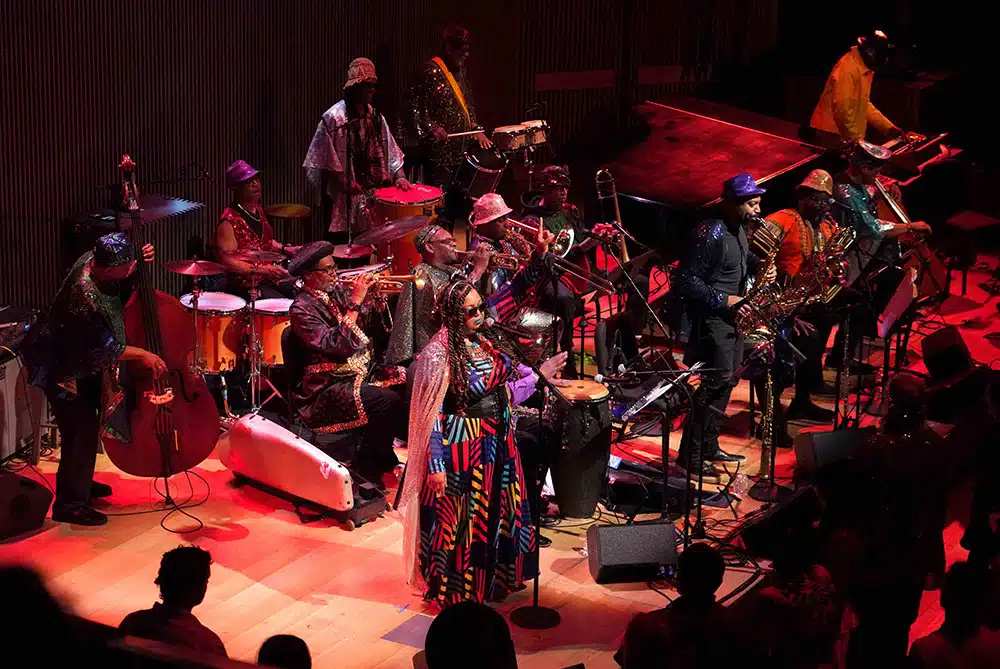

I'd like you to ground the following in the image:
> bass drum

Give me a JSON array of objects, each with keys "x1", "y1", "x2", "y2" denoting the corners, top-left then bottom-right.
[{"x1": 451, "y1": 146, "x2": 507, "y2": 200}]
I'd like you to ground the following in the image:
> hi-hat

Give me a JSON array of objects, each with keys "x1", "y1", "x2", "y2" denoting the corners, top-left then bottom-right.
[
  {"x1": 232, "y1": 249, "x2": 285, "y2": 264},
  {"x1": 333, "y1": 244, "x2": 374, "y2": 259},
  {"x1": 263, "y1": 203, "x2": 311, "y2": 219},
  {"x1": 163, "y1": 259, "x2": 226, "y2": 276},
  {"x1": 352, "y1": 215, "x2": 429, "y2": 247}
]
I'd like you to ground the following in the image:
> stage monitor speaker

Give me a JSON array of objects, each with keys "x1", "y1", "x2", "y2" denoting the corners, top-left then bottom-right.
[
  {"x1": 794, "y1": 427, "x2": 876, "y2": 480},
  {"x1": 920, "y1": 325, "x2": 990, "y2": 421},
  {"x1": 586, "y1": 520, "x2": 677, "y2": 584},
  {"x1": 739, "y1": 486, "x2": 822, "y2": 560},
  {"x1": 0, "y1": 472, "x2": 53, "y2": 540},
  {"x1": 922, "y1": 326, "x2": 973, "y2": 381}
]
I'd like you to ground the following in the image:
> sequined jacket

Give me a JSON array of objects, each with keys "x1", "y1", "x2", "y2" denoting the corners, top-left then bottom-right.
[
  {"x1": 676, "y1": 219, "x2": 760, "y2": 317},
  {"x1": 406, "y1": 57, "x2": 478, "y2": 167},
  {"x1": 290, "y1": 286, "x2": 404, "y2": 433},
  {"x1": 384, "y1": 262, "x2": 457, "y2": 367}
]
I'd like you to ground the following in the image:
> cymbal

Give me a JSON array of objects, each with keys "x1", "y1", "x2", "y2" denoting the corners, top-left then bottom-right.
[
  {"x1": 231, "y1": 249, "x2": 285, "y2": 264},
  {"x1": 162, "y1": 259, "x2": 226, "y2": 276},
  {"x1": 263, "y1": 203, "x2": 312, "y2": 219},
  {"x1": 352, "y1": 215, "x2": 429, "y2": 247},
  {"x1": 333, "y1": 244, "x2": 374, "y2": 259}
]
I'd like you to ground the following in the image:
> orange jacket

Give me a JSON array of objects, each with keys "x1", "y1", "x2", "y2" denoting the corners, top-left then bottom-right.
[
  {"x1": 767, "y1": 208, "x2": 835, "y2": 278},
  {"x1": 809, "y1": 47, "x2": 896, "y2": 141}
]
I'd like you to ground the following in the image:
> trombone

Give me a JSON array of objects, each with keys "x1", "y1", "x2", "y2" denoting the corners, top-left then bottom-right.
[{"x1": 595, "y1": 168, "x2": 631, "y2": 263}]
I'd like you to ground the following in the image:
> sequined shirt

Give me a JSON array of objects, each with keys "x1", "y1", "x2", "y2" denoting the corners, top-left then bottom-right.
[
  {"x1": 676, "y1": 218, "x2": 759, "y2": 315},
  {"x1": 406, "y1": 57, "x2": 479, "y2": 168},
  {"x1": 218, "y1": 205, "x2": 274, "y2": 287}
]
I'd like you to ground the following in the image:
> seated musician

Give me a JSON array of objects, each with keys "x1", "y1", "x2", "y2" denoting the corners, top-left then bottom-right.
[
  {"x1": 303, "y1": 57, "x2": 409, "y2": 244},
  {"x1": 384, "y1": 224, "x2": 489, "y2": 366},
  {"x1": 287, "y1": 242, "x2": 407, "y2": 487},
  {"x1": 827, "y1": 140, "x2": 931, "y2": 370},
  {"x1": 763, "y1": 170, "x2": 839, "y2": 426},
  {"x1": 21, "y1": 233, "x2": 165, "y2": 526},
  {"x1": 468, "y1": 193, "x2": 533, "y2": 295},
  {"x1": 215, "y1": 160, "x2": 299, "y2": 300},
  {"x1": 808, "y1": 30, "x2": 915, "y2": 146},
  {"x1": 675, "y1": 174, "x2": 776, "y2": 482}
]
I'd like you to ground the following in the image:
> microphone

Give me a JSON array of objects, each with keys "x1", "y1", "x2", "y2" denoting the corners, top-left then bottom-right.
[
  {"x1": 485, "y1": 317, "x2": 543, "y2": 345},
  {"x1": 594, "y1": 364, "x2": 631, "y2": 384}
]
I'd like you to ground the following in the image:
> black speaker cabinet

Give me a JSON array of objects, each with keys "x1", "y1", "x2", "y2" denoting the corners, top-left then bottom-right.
[
  {"x1": 739, "y1": 486, "x2": 822, "y2": 560},
  {"x1": 0, "y1": 472, "x2": 53, "y2": 540},
  {"x1": 586, "y1": 521, "x2": 678, "y2": 584},
  {"x1": 794, "y1": 427, "x2": 876, "y2": 480}
]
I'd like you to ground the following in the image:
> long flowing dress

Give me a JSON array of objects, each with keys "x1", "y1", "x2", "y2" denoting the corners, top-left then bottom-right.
[{"x1": 400, "y1": 331, "x2": 539, "y2": 607}]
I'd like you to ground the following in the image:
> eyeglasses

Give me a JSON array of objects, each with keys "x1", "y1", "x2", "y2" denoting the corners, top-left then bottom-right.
[{"x1": 464, "y1": 303, "x2": 485, "y2": 318}]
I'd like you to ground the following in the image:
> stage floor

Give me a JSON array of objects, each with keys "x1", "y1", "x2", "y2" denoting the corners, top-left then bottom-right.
[{"x1": 2, "y1": 259, "x2": 999, "y2": 668}]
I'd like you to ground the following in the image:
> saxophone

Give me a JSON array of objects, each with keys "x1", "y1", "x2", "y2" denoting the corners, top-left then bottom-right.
[
  {"x1": 789, "y1": 222, "x2": 857, "y2": 306},
  {"x1": 733, "y1": 217, "x2": 786, "y2": 344}
]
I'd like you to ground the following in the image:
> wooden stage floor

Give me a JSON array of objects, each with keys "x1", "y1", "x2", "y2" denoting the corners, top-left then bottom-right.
[{"x1": 3, "y1": 260, "x2": 999, "y2": 668}]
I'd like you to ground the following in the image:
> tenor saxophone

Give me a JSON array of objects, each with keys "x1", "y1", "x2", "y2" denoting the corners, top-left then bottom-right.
[{"x1": 733, "y1": 217, "x2": 786, "y2": 343}]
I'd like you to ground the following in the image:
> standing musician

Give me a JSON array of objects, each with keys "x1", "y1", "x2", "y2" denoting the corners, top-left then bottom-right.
[
  {"x1": 215, "y1": 160, "x2": 299, "y2": 299},
  {"x1": 384, "y1": 224, "x2": 489, "y2": 367},
  {"x1": 676, "y1": 174, "x2": 776, "y2": 482},
  {"x1": 406, "y1": 25, "x2": 492, "y2": 186},
  {"x1": 287, "y1": 242, "x2": 407, "y2": 487},
  {"x1": 21, "y1": 233, "x2": 165, "y2": 526},
  {"x1": 304, "y1": 58, "x2": 409, "y2": 243},
  {"x1": 808, "y1": 30, "x2": 914, "y2": 146},
  {"x1": 826, "y1": 141, "x2": 931, "y2": 370},
  {"x1": 764, "y1": 169, "x2": 839, "y2": 424}
]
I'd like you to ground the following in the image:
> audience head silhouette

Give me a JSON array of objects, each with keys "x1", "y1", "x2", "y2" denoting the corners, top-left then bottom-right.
[
  {"x1": 155, "y1": 545, "x2": 212, "y2": 610},
  {"x1": 676, "y1": 543, "x2": 725, "y2": 602},
  {"x1": 425, "y1": 601, "x2": 517, "y2": 669},
  {"x1": 258, "y1": 634, "x2": 312, "y2": 669},
  {"x1": 941, "y1": 561, "x2": 986, "y2": 628}
]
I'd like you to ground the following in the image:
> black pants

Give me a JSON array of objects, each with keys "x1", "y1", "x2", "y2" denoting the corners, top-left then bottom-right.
[
  {"x1": 594, "y1": 274, "x2": 651, "y2": 375},
  {"x1": 538, "y1": 278, "x2": 579, "y2": 356},
  {"x1": 515, "y1": 414, "x2": 558, "y2": 521},
  {"x1": 354, "y1": 384, "x2": 407, "y2": 480},
  {"x1": 45, "y1": 374, "x2": 103, "y2": 512},
  {"x1": 792, "y1": 307, "x2": 834, "y2": 402},
  {"x1": 679, "y1": 317, "x2": 743, "y2": 467}
]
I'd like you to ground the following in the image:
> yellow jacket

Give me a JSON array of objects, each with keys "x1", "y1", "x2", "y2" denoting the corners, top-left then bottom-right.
[{"x1": 810, "y1": 47, "x2": 896, "y2": 141}]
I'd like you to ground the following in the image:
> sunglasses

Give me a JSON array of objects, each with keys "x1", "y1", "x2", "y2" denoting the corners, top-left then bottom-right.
[{"x1": 465, "y1": 303, "x2": 485, "y2": 318}]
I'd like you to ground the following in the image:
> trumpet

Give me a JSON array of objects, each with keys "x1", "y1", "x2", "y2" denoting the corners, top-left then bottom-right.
[
  {"x1": 334, "y1": 272, "x2": 425, "y2": 293},
  {"x1": 456, "y1": 249, "x2": 526, "y2": 271},
  {"x1": 595, "y1": 168, "x2": 630, "y2": 263},
  {"x1": 505, "y1": 218, "x2": 575, "y2": 258}
]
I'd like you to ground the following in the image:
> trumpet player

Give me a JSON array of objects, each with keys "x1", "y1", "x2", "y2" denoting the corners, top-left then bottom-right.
[
  {"x1": 288, "y1": 241, "x2": 408, "y2": 487},
  {"x1": 676, "y1": 173, "x2": 776, "y2": 481},
  {"x1": 468, "y1": 193, "x2": 532, "y2": 295}
]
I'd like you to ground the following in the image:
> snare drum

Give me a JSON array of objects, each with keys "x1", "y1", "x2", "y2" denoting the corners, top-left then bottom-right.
[
  {"x1": 373, "y1": 184, "x2": 443, "y2": 274},
  {"x1": 549, "y1": 379, "x2": 612, "y2": 518},
  {"x1": 179, "y1": 292, "x2": 246, "y2": 373},
  {"x1": 451, "y1": 146, "x2": 507, "y2": 200},
  {"x1": 520, "y1": 120, "x2": 549, "y2": 146},
  {"x1": 492, "y1": 125, "x2": 528, "y2": 152},
  {"x1": 252, "y1": 298, "x2": 293, "y2": 367}
]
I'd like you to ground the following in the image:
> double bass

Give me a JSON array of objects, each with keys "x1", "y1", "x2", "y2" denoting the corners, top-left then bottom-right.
[{"x1": 101, "y1": 155, "x2": 220, "y2": 478}]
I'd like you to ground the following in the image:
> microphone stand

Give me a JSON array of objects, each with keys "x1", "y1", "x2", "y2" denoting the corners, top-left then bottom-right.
[{"x1": 504, "y1": 334, "x2": 568, "y2": 631}]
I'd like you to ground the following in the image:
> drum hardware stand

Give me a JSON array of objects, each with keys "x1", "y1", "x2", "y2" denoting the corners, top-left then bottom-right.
[
  {"x1": 188, "y1": 280, "x2": 207, "y2": 376},
  {"x1": 245, "y1": 270, "x2": 283, "y2": 412},
  {"x1": 505, "y1": 336, "x2": 568, "y2": 631}
]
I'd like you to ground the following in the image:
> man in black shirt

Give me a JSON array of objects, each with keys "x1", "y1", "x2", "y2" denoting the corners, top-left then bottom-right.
[{"x1": 676, "y1": 174, "x2": 774, "y2": 481}]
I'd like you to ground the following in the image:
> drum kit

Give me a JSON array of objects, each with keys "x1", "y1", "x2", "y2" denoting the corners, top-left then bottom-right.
[{"x1": 164, "y1": 248, "x2": 292, "y2": 411}]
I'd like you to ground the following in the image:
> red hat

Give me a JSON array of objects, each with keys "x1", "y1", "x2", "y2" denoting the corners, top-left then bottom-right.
[{"x1": 469, "y1": 193, "x2": 512, "y2": 227}]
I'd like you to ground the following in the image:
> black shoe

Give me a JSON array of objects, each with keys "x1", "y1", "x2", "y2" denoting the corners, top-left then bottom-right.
[
  {"x1": 786, "y1": 399, "x2": 835, "y2": 422},
  {"x1": 686, "y1": 462, "x2": 722, "y2": 482},
  {"x1": 709, "y1": 449, "x2": 746, "y2": 463},
  {"x1": 537, "y1": 533, "x2": 552, "y2": 548},
  {"x1": 90, "y1": 481, "x2": 113, "y2": 500},
  {"x1": 52, "y1": 506, "x2": 108, "y2": 526}
]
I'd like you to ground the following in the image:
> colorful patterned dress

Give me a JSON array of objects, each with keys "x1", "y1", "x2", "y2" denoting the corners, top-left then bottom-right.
[{"x1": 419, "y1": 341, "x2": 537, "y2": 606}]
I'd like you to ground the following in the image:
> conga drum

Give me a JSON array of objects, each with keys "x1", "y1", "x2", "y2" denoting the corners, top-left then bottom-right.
[
  {"x1": 549, "y1": 379, "x2": 613, "y2": 518},
  {"x1": 373, "y1": 184, "x2": 443, "y2": 275}
]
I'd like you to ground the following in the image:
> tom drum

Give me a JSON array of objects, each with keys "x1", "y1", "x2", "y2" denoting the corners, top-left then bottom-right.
[{"x1": 179, "y1": 292, "x2": 246, "y2": 373}]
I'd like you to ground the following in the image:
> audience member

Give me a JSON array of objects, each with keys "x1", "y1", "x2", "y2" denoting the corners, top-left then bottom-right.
[
  {"x1": 119, "y1": 545, "x2": 227, "y2": 657},
  {"x1": 258, "y1": 634, "x2": 312, "y2": 669},
  {"x1": 844, "y1": 373, "x2": 946, "y2": 668},
  {"x1": 962, "y1": 370, "x2": 1000, "y2": 566},
  {"x1": 908, "y1": 561, "x2": 1000, "y2": 668},
  {"x1": 751, "y1": 524, "x2": 843, "y2": 668},
  {"x1": 424, "y1": 600, "x2": 518, "y2": 669},
  {"x1": 619, "y1": 543, "x2": 734, "y2": 668}
]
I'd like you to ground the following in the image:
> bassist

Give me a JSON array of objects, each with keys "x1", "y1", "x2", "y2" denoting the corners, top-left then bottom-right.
[{"x1": 22, "y1": 233, "x2": 164, "y2": 526}]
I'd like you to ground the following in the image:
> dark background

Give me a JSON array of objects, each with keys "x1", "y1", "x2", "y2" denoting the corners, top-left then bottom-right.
[{"x1": 0, "y1": 0, "x2": 988, "y2": 308}]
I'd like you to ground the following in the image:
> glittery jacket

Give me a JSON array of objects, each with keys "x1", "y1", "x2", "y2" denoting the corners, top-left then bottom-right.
[
  {"x1": 406, "y1": 58, "x2": 478, "y2": 167},
  {"x1": 21, "y1": 252, "x2": 130, "y2": 439},
  {"x1": 217, "y1": 205, "x2": 274, "y2": 288},
  {"x1": 303, "y1": 101, "x2": 405, "y2": 233},
  {"x1": 676, "y1": 219, "x2": 760, "y2": 317},
  {"x1": 290, "y1": 286, "x2": 404, "y2": 433}
]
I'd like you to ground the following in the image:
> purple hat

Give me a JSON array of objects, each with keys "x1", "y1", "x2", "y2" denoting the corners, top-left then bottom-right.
[
  {"x1": 226, "y1": 160, "x2": 260, "y2": 190},
  {"x1": 722, "y1": 173, "x2": 766, "y2": 201}
]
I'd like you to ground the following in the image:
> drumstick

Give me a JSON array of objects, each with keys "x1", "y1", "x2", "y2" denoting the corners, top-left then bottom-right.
[{"x1": 445, "y1": 128, "x2": 485, "y2": 139}]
